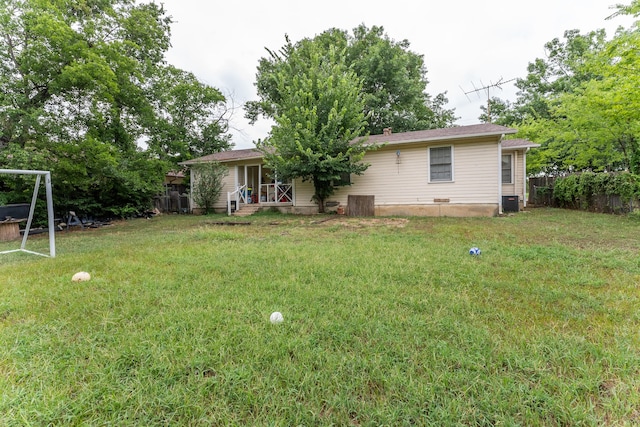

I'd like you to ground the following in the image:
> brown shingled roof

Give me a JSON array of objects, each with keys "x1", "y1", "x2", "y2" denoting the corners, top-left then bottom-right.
[
  {"x1": 180, "y1": 148, "x2": 263, "y2": 165},
  {"x1": 362, "y1": 123, "x2": 517, "y2": 145},
  {"x1": 501, "y1": 139, "x2": 540, "y2": 150},
  {"x1": 181, "y1": 124, "x2": 524, "y2": 165}
]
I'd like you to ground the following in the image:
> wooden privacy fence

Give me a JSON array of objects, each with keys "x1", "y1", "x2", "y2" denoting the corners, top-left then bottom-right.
[
  {"x1": 153, "y1": 191, "x2": 190, "y2": 213},
  {"x1": 528, "y1": 175, "x2": 637, "y2": 213},
  {"x1": 528, "y1": 176, "x2": 556, "y2": 207}
]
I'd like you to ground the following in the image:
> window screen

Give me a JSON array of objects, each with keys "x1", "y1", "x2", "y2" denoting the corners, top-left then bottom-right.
[
  {"x1": 502, "y1": 154, "x2": 512, "y2": 184},
  {"x1": 430, "y1": 146, "x2": 452, "y2": 182}
]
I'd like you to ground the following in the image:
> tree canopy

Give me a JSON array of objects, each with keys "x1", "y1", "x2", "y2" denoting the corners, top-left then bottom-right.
[
  {"x1": 346, "y1": 25, "x2": 456, "y2": 134},
  {"x1": 146, "y1": 65, "x2": 233, "y2": 164},
  {"x1": 0, "y1": 0, "x2": 231, "y2": 218},
  {"x1": 246, "y1": 24, "x2": 456, "y2": 136},
  {"x1": 254, "y1": 38, "x2": 374, "y2": 212},
  {"x1": 483, "y1": 1, "x2": 640, "y2": 174}
]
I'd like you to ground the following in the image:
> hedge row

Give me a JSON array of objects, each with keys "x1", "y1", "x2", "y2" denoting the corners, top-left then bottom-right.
[{"x1": 552, "y1": 172, "x2": 640, "y2": 213}]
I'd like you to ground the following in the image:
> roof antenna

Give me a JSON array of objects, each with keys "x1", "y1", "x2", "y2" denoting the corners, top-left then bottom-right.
[{"x1": 460, "y1": 77, "x2": 516, "y2": 123}]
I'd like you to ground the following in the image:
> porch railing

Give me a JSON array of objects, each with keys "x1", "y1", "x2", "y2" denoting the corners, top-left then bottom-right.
[
  {"x1": 227, "y1": 183, "x2": 292, "y2": 215},
  {"x1": 261, "y1": 183, "x2": 292, "y2": 203},
  {"x1": 227, "y1": 184, "x2": 247, "y2": 216}
]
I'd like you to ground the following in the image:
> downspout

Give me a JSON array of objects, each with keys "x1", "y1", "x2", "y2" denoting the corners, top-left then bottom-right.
[
  {"x1": 513, "y1": 151, "x2": 518, "y2": 209},
  {"x1": 498, "y1": 135, "x2": 504, "y2": 215},
  {"x1": 189, "y1": 168, "x2": 194, "y2": 213},
  {"x1": 523, "y1": 148, "x2": 529, "y2": 208}
]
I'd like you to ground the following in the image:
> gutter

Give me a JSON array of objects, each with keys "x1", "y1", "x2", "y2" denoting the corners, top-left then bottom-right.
[
  {"x1": 179, "y1": 155, "x2": 264, "y2": 166},
  {"x1": 363, "y1": 129, "x2": 519, "y2": 147}
]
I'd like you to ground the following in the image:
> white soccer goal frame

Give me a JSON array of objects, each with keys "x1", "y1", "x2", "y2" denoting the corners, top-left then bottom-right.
[{"x1": 0, "y1": 169, "x2": 56, "y2": 258}]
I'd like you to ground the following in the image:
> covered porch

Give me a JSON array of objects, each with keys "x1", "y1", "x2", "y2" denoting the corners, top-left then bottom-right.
[{"x1": 227, "y1": 164, "x2": 293, "y2": 215}]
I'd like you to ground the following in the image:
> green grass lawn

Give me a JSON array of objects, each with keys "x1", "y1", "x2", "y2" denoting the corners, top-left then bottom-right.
[{"x1": 1, "y1": 209, "x2": 639, "y2": 426}]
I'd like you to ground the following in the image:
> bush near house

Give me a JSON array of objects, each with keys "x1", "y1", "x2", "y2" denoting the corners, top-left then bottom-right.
[
  {"x1": 191, "y1": 162, "x2": 228, "y2": 214},
  {"x1": 530, "y1": 172, "x2": 640, "y2": 213}
]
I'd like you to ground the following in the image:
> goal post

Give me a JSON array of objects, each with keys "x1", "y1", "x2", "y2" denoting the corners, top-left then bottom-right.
[{"x1": 0, "y1": 169, "x2": 56, "y2": 258}]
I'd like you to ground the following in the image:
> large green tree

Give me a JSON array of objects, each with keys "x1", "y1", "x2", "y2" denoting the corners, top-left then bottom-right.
[
  {"x1": 513, "y1": 29, "x2": 608, "y2": 122},
  {"x1": 146, "y1": 65, "x2": 233, "y2": 164},
  {"x1": 0, "y1": 0, "x2": 171, "y2": 149},
  {"x1": 483, "y1": 1, "x2": 640, "y2": 174},
  {"x1": 255, "y1": 40, "x2": 375, "y2": 213},
  {"x1": 480, "y1": 28, "x2": 608, "y2": 128},
  {"x1": 246, "y1": 25, "x2": 456, "y2": 136},
  {"x1": 346, "y1": 25, "x2": 456, "y2": 133},
  {"x1": 522, "y1": 10, "x2": 640, "y2": 174},
  {"x1": 0, "y1": 0, "x2": 231, "y2": 217},
  {"x1": 478, "y1": 97, "x2": 520, "y2": 126}
]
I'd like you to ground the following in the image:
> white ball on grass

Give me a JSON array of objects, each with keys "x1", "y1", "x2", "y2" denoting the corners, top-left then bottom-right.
[
  {"x1": 71, "y1": 271, "x2": 91, "y2": 282},
  {"x1": 270, "y1": 311, "x2": 284, "y2": 324},
  {"x1": 469, "y1": 247, "x2": 481, "y2": 256}
]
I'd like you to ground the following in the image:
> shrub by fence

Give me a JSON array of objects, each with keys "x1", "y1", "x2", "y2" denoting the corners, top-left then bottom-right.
[{"x1": 529, "y1": 172, "x2": 640, "y2": 214}]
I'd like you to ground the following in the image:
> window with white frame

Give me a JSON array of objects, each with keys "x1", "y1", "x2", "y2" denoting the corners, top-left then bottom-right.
[
  {"x1": 429, "y1": 146, "x2": 453, "y2": 182},
  {"x1": 502, "y1": 153, "x2": 513, "y2": 184}
]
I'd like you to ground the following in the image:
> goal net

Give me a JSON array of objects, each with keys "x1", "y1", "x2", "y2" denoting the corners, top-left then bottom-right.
[{"x1": 0, "y1": 169, "x2": 56, "y2": 258}]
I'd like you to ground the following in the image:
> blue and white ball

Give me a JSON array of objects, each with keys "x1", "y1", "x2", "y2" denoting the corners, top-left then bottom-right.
[{"x1": 469, "y1": 247, "x2": 481, "y2": 256}]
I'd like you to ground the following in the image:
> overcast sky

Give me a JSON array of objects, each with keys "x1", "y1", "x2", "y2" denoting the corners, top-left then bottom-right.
[{"x1": 157, "y1": 1, "x2": 633, "y2": 149}]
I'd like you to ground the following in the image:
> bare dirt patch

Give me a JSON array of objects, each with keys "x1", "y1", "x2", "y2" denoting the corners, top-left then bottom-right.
[{"x1": 317, "y1": 217, "x2": 408, "y2": 228}]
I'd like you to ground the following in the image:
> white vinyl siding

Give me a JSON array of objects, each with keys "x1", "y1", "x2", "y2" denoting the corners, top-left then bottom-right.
[
  {"x1": 291, "y1": 179, "x2": 316, "y2": 207},
  {"x1": 330, "y1": 139, "x2": 500, "y2": 206},
  {"x1": 501, "y1": 149, "x2": 527, "y2": 203},
  {"x1": 429, "y1": 146, "x2": 453, "y2": 182},
  {"x1": 206, "y1": 136, "x2": 510, "y2": 213},
  {"x1": 208, "y1": 166, "x2": 236, "y2": 210}
]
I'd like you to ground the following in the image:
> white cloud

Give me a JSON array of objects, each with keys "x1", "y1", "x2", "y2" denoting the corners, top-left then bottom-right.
[{"x1": 158, "y1": 0, "x2": 633, "y2": 148}]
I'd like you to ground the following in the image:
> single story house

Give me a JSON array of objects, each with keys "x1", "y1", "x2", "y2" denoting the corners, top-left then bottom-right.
[{"x1": 181, "y1": 123, "x2": 539, "y2": 217}]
